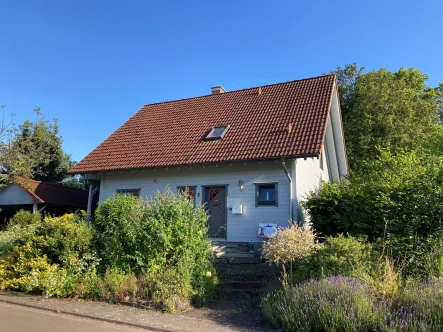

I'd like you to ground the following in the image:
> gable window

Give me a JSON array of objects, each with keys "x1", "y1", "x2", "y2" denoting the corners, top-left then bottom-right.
[
  {"x1": 177, "y1": 186, "x2": 197, "y2": 205},
  {"x1": 205, "y1": 125, "x2": 229, "y2": 141},
  {"x1": 255, "y1": 183, "x2": 278, "y2": 207},
  {"x1": 116, "y1": 189, "x2": 140, "y2": 197}
]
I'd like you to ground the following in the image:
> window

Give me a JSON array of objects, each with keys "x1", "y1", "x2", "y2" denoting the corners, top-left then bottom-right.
[
  {"x1": 116, "y1": 189, "x2": 140, "y2": 196},
  {"x1": 177, "y1": 186, "x2": 197, "y2": 205},
  {"x1": 205, "y1": 125, "x2": 229, "y2": 141},
  {"x1": 255, "y1": 183, "x2": 278, "y2": 207}
]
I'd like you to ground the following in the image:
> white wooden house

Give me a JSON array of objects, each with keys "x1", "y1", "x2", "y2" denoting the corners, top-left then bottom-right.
[{"x1": 70, "y1": 75, "x2": 347, "y2": 248}]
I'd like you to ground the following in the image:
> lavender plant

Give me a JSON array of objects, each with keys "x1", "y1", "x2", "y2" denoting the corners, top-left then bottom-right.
[
  {"x1": 393, "y1": 278, "x2": 443, "y2": 331},
  {"x1": 262, "y1": 276, "x2": 387, "y2": 332}
]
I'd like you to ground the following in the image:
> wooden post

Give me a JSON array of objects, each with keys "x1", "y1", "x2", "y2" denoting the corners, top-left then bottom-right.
[{"x1": 86, "y1": 183, "x2": 93, "y2": 226}]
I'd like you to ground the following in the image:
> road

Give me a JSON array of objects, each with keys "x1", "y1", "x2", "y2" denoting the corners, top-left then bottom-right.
[{"x1": 0, "y1": 302, "x2": 153, "y2": 332}]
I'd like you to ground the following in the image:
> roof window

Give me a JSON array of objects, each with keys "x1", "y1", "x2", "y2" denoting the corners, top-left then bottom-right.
[{"x1": 205, "y1": 125, "x2": 229, "y2": 141}]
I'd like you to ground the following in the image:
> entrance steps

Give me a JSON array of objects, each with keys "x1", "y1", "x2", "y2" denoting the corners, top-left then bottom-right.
[
  {"x1": 215, "y1": 263, "x2": 281, "y2": 299},
  {"x1": 212, "y1": 241, "x2": 259, "y2": 264}
]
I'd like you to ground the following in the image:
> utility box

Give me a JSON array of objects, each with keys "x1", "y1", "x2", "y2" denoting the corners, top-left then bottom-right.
[{"x1": 232, "y1": 205, "x2": 243, "y2": 215}]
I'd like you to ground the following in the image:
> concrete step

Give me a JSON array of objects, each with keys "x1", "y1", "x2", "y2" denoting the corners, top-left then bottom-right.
[
  {"x1": 216, "y1": 263, "x2": 281, "y2": 281},
  {"x1": 213, "y1": 246, "x2": 251, "y2": 252},
  {"x1": 212, "y1": 241, "x2": 250, "y2": 248},
  {"x1": 218, "y1": 280, "x2": 265, "y2": 290},
  {"x1": 215, "y1": 287, "x2": 262, "y2": 297},
  {"x1": 216, "y1": 263, "x2": 280, "y2": 275},
  {"x1": 215, "y1": 257, "x2": 259, "y2": 264},
  {"x1": 215, "y1": 251, "x2": 255, "y2": 258}
]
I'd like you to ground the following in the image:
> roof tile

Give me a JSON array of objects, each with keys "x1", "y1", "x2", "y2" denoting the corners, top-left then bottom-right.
[{"x1": 70, "y1": 75, "x2": 336, "y2": 174}]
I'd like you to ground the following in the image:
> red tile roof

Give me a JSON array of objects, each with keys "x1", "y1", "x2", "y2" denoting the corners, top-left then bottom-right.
[
  {"x1": 70, "y1": 75, "x2": 337, "y2": 174},
  {"x1": 14, "y1": 177, "x2": 90, "y2": 209}
]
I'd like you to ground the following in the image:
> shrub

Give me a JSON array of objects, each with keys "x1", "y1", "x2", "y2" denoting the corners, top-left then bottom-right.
[
  {"x1": 93, "y1": 190, "x2": 217, "y2": 306},
  {"x1": 361, "y1": 257, "x2": 401, "y2": 303},
  {"x1": 263, "y1": 224, "x2": 316, "y2": 265},
  {"x1": 0, "y1": 211, "x2": 41, "y2": 256},
  {"x1": 1, "y1": 191, "x2": 217, "y2": 312},
  {"x1": 263, "y1": 224, "x2": 316, "y2": 285},
  {"x1": 294, "y1": 235, "x2": 373, "y2": 282},
  {"x1": 0, "y1": 212, "x2": 96, "y2": 297},
  {"x1": 262, "y1": 276, "x2": 387, "y2": 332},
  {"x1": 100, "y1": 268, "x2": 138, "y2": 302},
  {"x1": 302, "y1": 149, "x2": 443, "y2": 277},
  {"x1": 8, "y1": 210, "x2": 41, "y2": 227}
]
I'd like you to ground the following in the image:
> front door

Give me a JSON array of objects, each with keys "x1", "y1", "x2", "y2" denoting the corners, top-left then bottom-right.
[{"x1": 203, "y1": 186, "x2": 227, "y2": 238}]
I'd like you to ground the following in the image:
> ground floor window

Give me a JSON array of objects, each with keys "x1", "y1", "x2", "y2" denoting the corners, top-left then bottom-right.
[
  {"x1": 255, "y1": 182, "x2": 278, "y2": 207},
  {"x1": 116, "y1": 189, "x2": 140, "y2": 196},
  {"x1": 177, "y1": 186, "x2": 197, "y2": 205}
]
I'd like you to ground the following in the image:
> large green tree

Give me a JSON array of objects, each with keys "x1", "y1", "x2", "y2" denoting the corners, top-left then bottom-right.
[
  {"x1": 0, "y1": 108, "x2": 73, "y2": 182},
  {"x1": 333, "y1": 64, "x2": 443, "y2": 169}
]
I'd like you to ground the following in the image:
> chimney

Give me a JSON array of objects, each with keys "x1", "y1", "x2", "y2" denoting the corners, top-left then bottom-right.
[
  {"x1": 288, "y1": 122, "x2": 293, "y2": 133},
  {"x1": 211, "y1": 85, "x2": 226, "y2": 95},
  {"x1": 258, "y1": 86, "x2": 262, "y2": 95}
]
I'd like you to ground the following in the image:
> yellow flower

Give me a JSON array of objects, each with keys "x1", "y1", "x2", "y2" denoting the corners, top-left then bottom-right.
[
  {"x1": 199, "y1": 230, "x2": 203, "y2": 236},
  {"x1": 205, "y1": 271, "x2": 212, "y2": 277}
]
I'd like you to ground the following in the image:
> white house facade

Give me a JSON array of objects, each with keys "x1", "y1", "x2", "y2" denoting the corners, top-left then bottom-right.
[{"x1": 71, "y1": 75, "x2": 347, "y2": 245}]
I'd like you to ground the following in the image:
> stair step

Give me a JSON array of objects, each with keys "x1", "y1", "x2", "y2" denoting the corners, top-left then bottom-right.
[
  {"x1": 213, "y1": 246, "x2": 250, "y2": 252},
  {"x1": 215, "y1": 287, "x2": 263, "y2": 298},
  {"x1": 215, "y1": 257, "x2": 260, "y2": 264},
  {"x1": 215, "y1": 252, "x2": 255, "y2": 258},
  {"x1": 218, "y1": 275, "x2": 279, "y2": 283},
  {"x1": 218, "y1": 280, "x2": 265, "y2": 290},
  {"x1": 212, "y1": 242, "x2": 250, "y2": 248}
]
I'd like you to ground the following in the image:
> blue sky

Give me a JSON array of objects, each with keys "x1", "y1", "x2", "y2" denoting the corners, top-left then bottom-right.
[{"x1": 1, "y1": 1, "x2": 442, "y2": 162}]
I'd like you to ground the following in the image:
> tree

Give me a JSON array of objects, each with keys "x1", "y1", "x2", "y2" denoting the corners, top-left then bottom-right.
[
  {"x1": 0, "y1": 108, "x2": 73, "y2": 182},
  {"x1": 333, "y1": 64, "x2": 443, "y2": 169}
]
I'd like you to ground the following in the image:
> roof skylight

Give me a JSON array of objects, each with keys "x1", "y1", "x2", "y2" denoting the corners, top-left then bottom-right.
[{"x1": 205, "y1": 125, "x2": 229, "y2": 141}]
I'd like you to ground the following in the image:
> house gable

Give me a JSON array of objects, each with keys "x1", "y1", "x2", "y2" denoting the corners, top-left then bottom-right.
[{"x1": 294, "y1": 83, "x2": 348, "y2": 223}]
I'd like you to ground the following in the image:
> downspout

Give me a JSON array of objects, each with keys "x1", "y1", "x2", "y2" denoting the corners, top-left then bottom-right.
[{"x1": 281, "y1": 161, "x2": 293, "y2": 223}]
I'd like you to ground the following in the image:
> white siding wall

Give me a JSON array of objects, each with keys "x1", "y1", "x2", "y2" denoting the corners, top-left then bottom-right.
[
  {"x1": 100, "y1": 161, "x2": 291, "y2": 242},
  {"x1": 0, "y1": 184, "x2": 35, "y2": 205},
  {"x1": 296, "y1": 154, "x2": 330, "y2": 201},
  {"x1": 295, "y1": 148, "x2": 330, "y2": 223}
]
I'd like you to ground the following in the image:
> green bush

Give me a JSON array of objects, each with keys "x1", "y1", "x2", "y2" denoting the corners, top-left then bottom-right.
[
  {"x1": 8, "y1": 210, "x2": 41, "y2": 227},
  {"x1": 0, "y1": 212, "x2": 95, "y2": 296},
  {"x1": 0, "y1": 191, "x2": 217, "y2": 312},
  {"x1": 263, "y1": 224, "x2": 316, "y2": 265},
  {"x1": 262, "y1": 276, "x2": 387, "y2": 332},
  {"x1": 93, "y1": 190, "x2": 217, "y2": 306},
  {"x1": 0, "y1": 211, "x2": 40, "y2": 256},
  {"x1": 302, "y1": 149, "x2": 443, "y2": 277},
  {"x1": 294, "y1": 235, "x2": 373, "y2": 282},
  {"x1": 100, "y1": 268, "x2": 138, "y2": 302}
]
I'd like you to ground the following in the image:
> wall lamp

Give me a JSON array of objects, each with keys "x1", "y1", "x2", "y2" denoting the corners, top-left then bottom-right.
[{"x1": 239, "y1": 180, "x2": 244, "y2": 191}]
